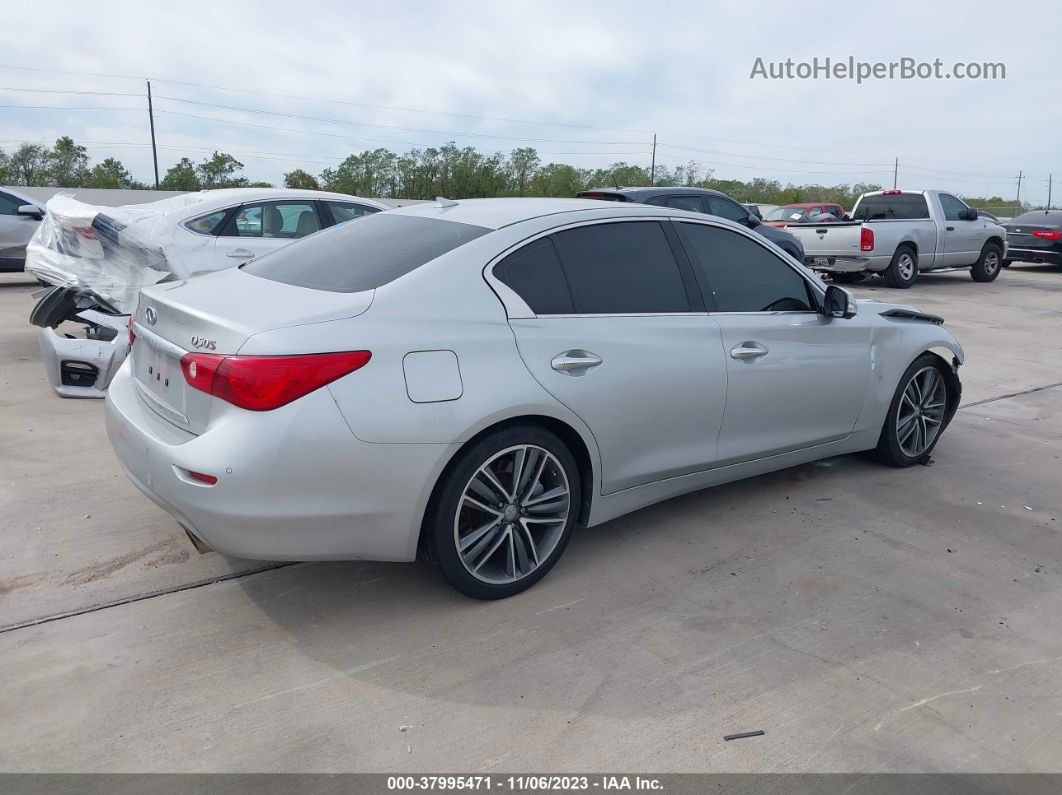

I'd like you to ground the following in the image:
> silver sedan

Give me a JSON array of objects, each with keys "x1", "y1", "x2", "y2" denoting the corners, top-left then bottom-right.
[{"x1": 105, "y1": 198, "x2": 964, "y2": 598}]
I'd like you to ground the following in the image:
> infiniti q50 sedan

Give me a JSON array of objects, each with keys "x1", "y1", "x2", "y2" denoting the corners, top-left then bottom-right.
[{"x1": 105, "y1": 198, "x2": 964, "y2": 599}]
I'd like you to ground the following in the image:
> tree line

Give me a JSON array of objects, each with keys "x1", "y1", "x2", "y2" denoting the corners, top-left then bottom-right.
[{"x1": 0, "y1": 136, "x2": 1025, "y2": 211}]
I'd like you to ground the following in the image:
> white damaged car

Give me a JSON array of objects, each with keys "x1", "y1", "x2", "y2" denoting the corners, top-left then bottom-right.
[{"x1": 27, "y1": 188, "x2": 387, "y2": 397}]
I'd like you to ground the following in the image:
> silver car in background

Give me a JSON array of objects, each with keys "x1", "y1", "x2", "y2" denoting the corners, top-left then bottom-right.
[{"x1": 105, "y1": 198, "x2": 964, "y2": 599}]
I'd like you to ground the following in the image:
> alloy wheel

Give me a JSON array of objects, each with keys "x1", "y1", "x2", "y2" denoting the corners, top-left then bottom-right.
[
  {"x1": 896, "y1": 366, "x2": 947, "y2": 457},
  {"x1": 454, "y1": 445, "x2": 571, "y2": 585},
  {"x1": 983, "y1": 251, "x2": 1000, "y2": 275},
  {"x1": 897, "y1": 253, "x2": 915, "y2": 281}
]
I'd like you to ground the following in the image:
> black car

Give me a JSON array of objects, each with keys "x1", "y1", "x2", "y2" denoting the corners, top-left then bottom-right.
[
  {"x1": 1002, "y1": 210, "x2": 1062, "y2": 267},
  {"x1": 576, "y1": 186, "x2": 805, "y2": 262}
]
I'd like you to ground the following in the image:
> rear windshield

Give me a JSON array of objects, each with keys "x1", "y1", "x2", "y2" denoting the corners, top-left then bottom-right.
[
  {"x1": 1010, "y1": 211, "x2": 1062, "y2": 225},
  {"x1": 242, "y1": 213, "x2": 489, "y2": 292},
  {"x1": 852, "y1": 194, "x2": 929, "y2": 221}
]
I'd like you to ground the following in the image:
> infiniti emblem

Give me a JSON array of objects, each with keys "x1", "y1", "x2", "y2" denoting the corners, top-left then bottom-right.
[{"x1": 145, "y1": 307, "x2": 158, "y2": 325}]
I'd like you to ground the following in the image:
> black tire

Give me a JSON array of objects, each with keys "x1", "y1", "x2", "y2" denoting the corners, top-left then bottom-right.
[
  {"x1": 874, "y1": 354, "x2": 956, "y2": 467},
  {"x1": 421, "y1": 424, "x2": 581, "y2": 599},
  {"x1": 883, "y1": 245, "x2": 918, "y2": 288},
  {"x1": 1002, "y1": 259, "x2": 1013, "y2": 268},
  {"x1": 971, "y1": 243, "x2": 1003, "y2": 282},
  {"x1": 830, "y1": 272, "x2": 865, "y2": 284}
]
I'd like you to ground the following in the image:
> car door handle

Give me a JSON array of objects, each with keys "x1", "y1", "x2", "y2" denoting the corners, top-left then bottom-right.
[
  {"x1": 551, "y1": 351, "x2": 603, "y2": 372},
  {"x1": 226, "y1": 249, "x2": 254, "y2": 259},
  {"x1": 946, "y1": 226, "x2": 955, "y2": 231},
  {"x1": 730, "y1": 343, "x2": 769, "y2": 360}
]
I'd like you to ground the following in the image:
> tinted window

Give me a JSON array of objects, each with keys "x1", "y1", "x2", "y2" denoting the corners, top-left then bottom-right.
[
  {"x1": 244, "y1": 213, "x2": 489, "y2": 293},
  {"x1": 1011, "y1": 211, "x2": 1062, "y2": 225},
  {"x1": 494, "y1": 237, "x2": 574, "y2": 314},
  {"x1": 184, "y1": 210, "x2": 227, "y2": 235},
  {"x1": 326, "y1": 201, "x2": 380, "y2": 224},
  {"x1": 226, "y1": 201, "x2": 320, "y2": 238},
  {"x1": 678, "y1": 223, "x2": 813, "y2": 312},
  {"x1": 853, "y1": 194, "x2": 929, "y2": 220},
  {"x1": 938, "y1": 194, "x2": 969, "y2": 222},
  {"x1": 0, "y1": 192, "x2": 23, "y2": 215},
  {"x1": 705, "y1": 196, "x2": 749, "y2": 223},
  {"x1": 553, "y1": 221, "x2": 689, "y2": 314},
  {"x1": 666, "y1": 195, "x2": 705, "y2": 212},
  {"x1": 643, "y1": 195, "x2": 668, "y2": 206}
]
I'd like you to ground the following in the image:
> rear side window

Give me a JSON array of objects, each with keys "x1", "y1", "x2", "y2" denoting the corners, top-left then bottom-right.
[
  {"x1": 184, "y1": 210, "x2": 227, "y2": 235},
  {"x1": 666, "y1": 195, "x2": 705, "y2": 212},
  {"x1": 678, "y1": 222, "x2": 813, "y2": 312},
  {"x1": 494, "y1": 237, "x2": 574, "y2": 314},
  {"x1": 552, "y1": 221, "x2": 690, "y2": 314},
  {"x1": 244, "y1": 213, "x2": 489, "y2": 292},
  {"x1": 853, "y1": 194, "x2": 929, "y2": 220},
  {"x1": 326, "y1": 200, "x2": 380, "y2": 224}
]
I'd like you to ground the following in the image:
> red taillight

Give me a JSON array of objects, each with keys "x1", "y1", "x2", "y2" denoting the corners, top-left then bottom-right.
[
  {"x1": 73, "y1": 226, "x2": 99, "y2": 239},
  {"x1": 127, "y1": 314, "x2": 136, "y2": 347},
  {"x1": 1033, "y1": 229, "x2": 1061, "y2": 240},
  {"x1": 180, "y1": 351, "x2": 371, "y2": 411},
  {"x1": 860, "y1": 226, "x2": 875, "y2": 251},
  {"x1": 882, "y1": 190, "x2": 902, "y2": 195}
]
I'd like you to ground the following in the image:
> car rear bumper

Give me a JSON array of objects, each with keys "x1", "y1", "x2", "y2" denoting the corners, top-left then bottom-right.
[
  {"x1": 104, "y1": 362, "x2": 455, "y2": 562},
  {"x1": 38, "y1": 324, "x2": 129, "y2": 398},
  {"x1": 804, "y1": 254, "x2": 889, "y2": 273},
  {"x1": 1006, "y1": 247, "x2": 1062, "y2": 264}
]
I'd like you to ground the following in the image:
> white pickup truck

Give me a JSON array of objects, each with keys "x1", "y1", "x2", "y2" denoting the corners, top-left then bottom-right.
[{"x1": 783, "y1": 189, "x2": 1008, "y2": 288}]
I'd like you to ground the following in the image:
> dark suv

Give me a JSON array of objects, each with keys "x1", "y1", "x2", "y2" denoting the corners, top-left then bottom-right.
[{"x1": 576, "y1": 186, "x2": 805, "y2": 262}]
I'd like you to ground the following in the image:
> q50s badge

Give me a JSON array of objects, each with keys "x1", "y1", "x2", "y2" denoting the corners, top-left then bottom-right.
[{"x1": 190, "y1": 336, "x2": 217, "y2": 350}]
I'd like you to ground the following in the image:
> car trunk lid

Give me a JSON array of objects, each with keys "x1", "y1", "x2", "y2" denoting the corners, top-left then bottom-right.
[{"x1": 131, "y1": 268, "x2": 374, "y2": 434}]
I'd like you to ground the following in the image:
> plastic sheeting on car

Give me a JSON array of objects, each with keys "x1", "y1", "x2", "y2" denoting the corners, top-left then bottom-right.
[{"x1": 24, "y1": 193, "x2": 210, "y2": 314}]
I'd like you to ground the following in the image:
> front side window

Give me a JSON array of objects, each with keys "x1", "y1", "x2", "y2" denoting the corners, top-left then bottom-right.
[
  {"x1": 184, "y1": 209, "x2": 228, "y2": 235},
  {"x1": 227, "y1": 202, "x2": 321, "y2": 238},
  {"x1": 938, "y1": 194, "x2": 969, "y2": 222},
  {"x1": 243, "y1": 213, "x2": 489, "y2": 293},
  {"x1": 552, "y1": 221, "x2": 690, "y2": 314},
  {"x1": 0, "y1": 192, "x2": 24, "y2": 215},
  {"x1": 326, "y1": 201, "x2": 381, "y2": 224},
  {"x1": 493, "y1": 237, "x2": 574, "y2": 315},
  {"x1": 706, "y1": 196, "x2": 750, "y2": 224},
  {"x1": 678, "y1": 222, "x2": 814, "y2": 313}
]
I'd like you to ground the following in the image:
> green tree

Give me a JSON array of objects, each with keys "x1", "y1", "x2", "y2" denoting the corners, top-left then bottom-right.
[
  {"x1": 247, "y1": 181, "x2": 274, "y2": 188},
  {"x1": 84, "y1": 157, "x2": 143, "y2": 189},
  {"x1": 160, "y1": 158, "x2": 201, "y2": 191},
  {"x1": 48, "y1": 136, "x2": 90, "y2": 187},
  {"x1": 196, "y1": 152, "x2": 248, "y2": 189},
  {"x1": 8, "y1": 143, "x2": 51, "y2": 186},
  {"x1": 284, "y1": 168, "x2": 319, "y2": 190},
  {"x1": 0, "y1": 149, "x2": 11, "y2": 185},
  {"x1": 508, "y1": 147, "x2": 541, "y2": 196}
]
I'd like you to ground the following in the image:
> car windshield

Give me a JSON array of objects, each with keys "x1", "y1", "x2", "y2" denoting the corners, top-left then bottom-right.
[
  {"x1": 242, "y1": 213, "x2": 490, "y2": 292},
  {"x1": 765, "y1": 207, "x2": 809, "y2": 222}
]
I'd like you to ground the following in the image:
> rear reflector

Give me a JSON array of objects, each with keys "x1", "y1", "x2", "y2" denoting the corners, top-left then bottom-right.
[
  {"x1": 187, "y1": 470, "x2": 218, "y2": 485},
  {"x1": 181, "y1": 350, "x2": 372, "y2": 411},
  {"x1": 860, "y1": 226, "x2": 875, "y2": 251},
  {"x1": 1033, "y1": 229, "x2": 1061, "y2": 240},
  {"x1": 882, "y1": 190, "x2": 902, "y2": 195},
  {"x1": 127, "y1": 314, "x2": 136, "y2": 347}
]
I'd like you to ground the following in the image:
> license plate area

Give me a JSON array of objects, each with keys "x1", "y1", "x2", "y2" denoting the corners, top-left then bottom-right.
[{"x1": 813, "y1": 256, "x2": 832, "y2": 268}]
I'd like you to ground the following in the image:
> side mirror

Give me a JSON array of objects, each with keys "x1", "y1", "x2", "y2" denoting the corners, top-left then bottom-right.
[
  {"x1": 823, "y1": 284, "x2": 857, "y2": 319},
  {"x1": 746, "y1": 214, "x2": 762, "y2": 228},
  {"x1": 959, "y1": 207, "x2": 979, "y2": 221},
  {"x1": 18, "y1": 204, "x2": 43, "y2": 220}
]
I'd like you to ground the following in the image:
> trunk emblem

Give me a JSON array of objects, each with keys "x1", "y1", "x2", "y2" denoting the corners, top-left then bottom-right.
[
  {"x1": 191, "y1": 336, "x2": 217, "y2": 350},
  {"x1": 145, "y1": 307, "x2": 157, "y2": 325}
]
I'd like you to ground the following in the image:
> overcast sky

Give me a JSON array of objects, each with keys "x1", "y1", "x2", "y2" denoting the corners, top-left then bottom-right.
[{"x1": 2, "y1": 0, "x2": 1058, "y2": 204}]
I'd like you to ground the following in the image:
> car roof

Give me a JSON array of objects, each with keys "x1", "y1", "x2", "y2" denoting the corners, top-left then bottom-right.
[
  {"x1": 383, "y1": 197, "x2": 655, "y2": 229},
  {"x1": 781, "y1": 202, "x2": 838, "y2": 208},
  {"x1": 189, "y1": 188, "x2": 386, "y2": 207},
  {"x1": 580, "y1": 186, "x2": 728, "y2": 199}
]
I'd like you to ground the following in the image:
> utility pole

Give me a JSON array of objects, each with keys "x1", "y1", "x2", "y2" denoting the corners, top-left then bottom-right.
[
  {"x1": 1048, "y1": 174, "x2": 1053, "y2": 209},
  {"x1": 1016, "y1": 169, "x2": 1023, "y2": 214},
  {"x1": 893, "y1": 157, "x2": 898, "y2": 189},
  {"x1": 147, "y1": 79, "x2": 159, "y2": 190},
  {"x1": 650, "y1": 134, "x2": 657, "y2": 187}
]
